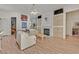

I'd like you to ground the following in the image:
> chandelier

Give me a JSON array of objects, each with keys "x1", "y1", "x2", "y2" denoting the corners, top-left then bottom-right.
[{"x1": 30, "y1": 4, "x2": 39, "y2": 15}]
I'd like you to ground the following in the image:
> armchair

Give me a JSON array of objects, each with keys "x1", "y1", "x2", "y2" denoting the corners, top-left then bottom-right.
[{"x1": 16, "y1": 29, "x2": 36, "y2": 50}]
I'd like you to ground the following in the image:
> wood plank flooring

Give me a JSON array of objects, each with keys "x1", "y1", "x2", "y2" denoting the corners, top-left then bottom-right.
[{"x1": 0, "y1": 35, "x2": 79, "y2": 54}]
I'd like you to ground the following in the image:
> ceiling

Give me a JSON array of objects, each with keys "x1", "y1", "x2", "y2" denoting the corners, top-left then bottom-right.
[
  {"x1": 0, "y1": 4, "x2": 66, "y2": 13},
  {"x1": 0, "y1": 4, "x2": 78, "y2": 13}
]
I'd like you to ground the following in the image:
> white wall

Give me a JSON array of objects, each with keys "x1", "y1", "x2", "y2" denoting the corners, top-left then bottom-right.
[
  {"x1": 42, "y1": 11, "x2": 53, "y2": 37},
  {"x1": 0, "y1": 11, "x2": 31, "y2": 36},
  {"x1": 0, "y1": 11, "x2": 21, "y2": 35},
  {"x1": 64, "y1": 4, "x2": 79, "y2": 12},
  {"x1": 29, "y1": 11, "x2": 53, "y2": 37},
  {"x1": 0, "y1": 12, "x2": 11, "y2": 35}
]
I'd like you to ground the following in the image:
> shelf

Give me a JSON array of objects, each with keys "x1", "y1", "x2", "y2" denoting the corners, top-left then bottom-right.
[
  {"x1": 53, "y1": 26, "x2": 64, "y2": 28},
  {"x1": 72, "y1": 28, "x2": 79, "y2": 35}
]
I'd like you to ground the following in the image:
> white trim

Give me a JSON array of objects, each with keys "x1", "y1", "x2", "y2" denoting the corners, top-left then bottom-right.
[
  {"x1": 63, "y1": 12, "x2": 66, "y2": 39},
  {"x1": 54, "y1": 13, "x2": 63, "y2": 16},
  {"x1": 65, "y1": 8, "x2": 79, "y2": 13}
]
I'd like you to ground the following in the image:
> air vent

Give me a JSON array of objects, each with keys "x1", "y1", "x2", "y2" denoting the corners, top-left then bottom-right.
[{"x1": 54, "y1": 8, "x2": 63, "y2": 15}]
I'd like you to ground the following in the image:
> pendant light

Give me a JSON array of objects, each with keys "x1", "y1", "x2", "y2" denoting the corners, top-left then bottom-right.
[{"x1": 30, "y1": 4, "x2": 39, "y2": 15}]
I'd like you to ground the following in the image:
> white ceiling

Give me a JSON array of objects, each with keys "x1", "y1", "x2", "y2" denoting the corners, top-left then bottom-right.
[
  {"x1": 0, "y1": 4, "x2": 79, "y2": 13},
  {"x1": 0, "y1": 4, "x2": 66, "y2": 13}
]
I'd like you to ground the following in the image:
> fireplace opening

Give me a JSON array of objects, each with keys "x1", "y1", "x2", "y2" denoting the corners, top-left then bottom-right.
[{"x1": 44, "y1": 28, "x2": 50, "y2": 36}]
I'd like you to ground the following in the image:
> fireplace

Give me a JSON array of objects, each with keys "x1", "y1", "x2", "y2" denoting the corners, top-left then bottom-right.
[{"x1": 44, "y1": 28, "x2": 50, "y2": 36}]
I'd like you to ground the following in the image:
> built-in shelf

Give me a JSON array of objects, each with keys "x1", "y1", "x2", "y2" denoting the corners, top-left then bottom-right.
[
  {"x1": 53, "y1": 12, "x2": 64, "y2": 38},
  {"x1": 72, "y1": 27, "x2": 79, "y2": 35}
]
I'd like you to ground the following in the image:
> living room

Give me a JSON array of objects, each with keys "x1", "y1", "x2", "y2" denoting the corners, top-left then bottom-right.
[{"x1": 0, "y1": 4, "x2": 79, "y2": 54}]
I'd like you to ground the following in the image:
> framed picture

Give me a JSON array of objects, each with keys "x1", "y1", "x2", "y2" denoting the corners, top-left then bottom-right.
[
  {"x1": 22, "y1": 21, "x2": 27, "y2": 28},
  {"x1": 21, "y1": 15, "x2": 28, "y2": 21}
]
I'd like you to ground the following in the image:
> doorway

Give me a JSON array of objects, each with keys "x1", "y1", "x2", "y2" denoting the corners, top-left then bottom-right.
[
  {"x1": 66, "y1": 10, "x2": 79, "y2": 36},
  {"x1": 11, "y1": 17, "x2": 16, "y2": 36}
]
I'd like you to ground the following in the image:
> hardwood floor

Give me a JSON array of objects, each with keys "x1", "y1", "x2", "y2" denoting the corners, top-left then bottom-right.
[{"x1": 0, "y1": 35, "x2": 79, "y2": 54}]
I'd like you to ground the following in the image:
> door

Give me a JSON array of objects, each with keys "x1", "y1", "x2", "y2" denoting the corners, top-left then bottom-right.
[{"x1": 11, "y1": 17, "x2": 16, "y2": 36}]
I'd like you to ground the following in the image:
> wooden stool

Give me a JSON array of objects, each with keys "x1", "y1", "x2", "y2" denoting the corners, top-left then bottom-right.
[{"x1": 36, "y1": 32, "x2": 44, "y2": 40}]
